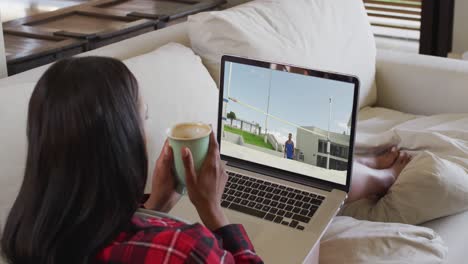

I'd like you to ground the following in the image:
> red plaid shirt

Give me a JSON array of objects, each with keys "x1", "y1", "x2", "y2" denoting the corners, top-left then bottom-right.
[{"x1": 95, "y1": 211, "x2": 263, "y2": 263}]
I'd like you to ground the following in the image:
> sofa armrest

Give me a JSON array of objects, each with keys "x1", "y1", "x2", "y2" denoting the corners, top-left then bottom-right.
[{"x1": 375, "y1": 49, "x2": 468, "y2": 115}]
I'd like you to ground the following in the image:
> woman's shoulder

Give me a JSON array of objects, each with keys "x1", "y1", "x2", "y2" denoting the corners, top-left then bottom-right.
[
  {"x1": 95, "y1": 213, "x2": 219, "y2": 263},
  {"x1": 131, "y1": 211, "x2": 188, "y2": 229}
]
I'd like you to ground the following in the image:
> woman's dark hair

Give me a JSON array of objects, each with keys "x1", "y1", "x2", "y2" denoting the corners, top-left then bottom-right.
[{"x1": 1, "y1": 57, "x2": 148, "y2": 264}]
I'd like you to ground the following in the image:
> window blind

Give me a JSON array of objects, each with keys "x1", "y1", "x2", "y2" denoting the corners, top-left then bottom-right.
[{"x1": 364, "y1": 0, "x2": 422, "y2": 41}]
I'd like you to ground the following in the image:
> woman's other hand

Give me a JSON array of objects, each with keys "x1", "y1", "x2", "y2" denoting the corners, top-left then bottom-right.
[
  {"x1": 182, "y1": 131, "x2": 229, "y2": 230},
  {"x1": 144, "y1": 140, "x2": 181, "y2": 212}
]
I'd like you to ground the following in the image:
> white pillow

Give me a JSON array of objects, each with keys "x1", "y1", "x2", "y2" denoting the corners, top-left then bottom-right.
[
  {"x1": 188, "y1": 0, "x2": 377, "y2": 108},
  {"x1": 341, "y1": 151, "x2": 468, "y2": 225},
  {"x1": 321, "y1": 216, "x2": 447, "y2": 264},
  {"x1": 0, "y1": 83, "x2": 35, "y2": 227},
  {"x1": 123, "y1": 43, "x2": 219, "y2": 191}
]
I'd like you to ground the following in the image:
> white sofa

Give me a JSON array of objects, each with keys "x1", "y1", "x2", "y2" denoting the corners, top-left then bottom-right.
[{"x1": 1, "y1": 14, "x2": 468, "y2": 264}]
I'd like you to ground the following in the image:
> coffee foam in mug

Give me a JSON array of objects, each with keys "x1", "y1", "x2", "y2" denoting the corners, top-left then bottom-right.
[{"x1": 169, "y1": 123, "x2": 211, "y2": 140}]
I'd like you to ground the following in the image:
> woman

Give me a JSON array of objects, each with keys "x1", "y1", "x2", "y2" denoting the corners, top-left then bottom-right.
[{"x1": 1, "y1": 57, "x2": 263, "y2": 264}]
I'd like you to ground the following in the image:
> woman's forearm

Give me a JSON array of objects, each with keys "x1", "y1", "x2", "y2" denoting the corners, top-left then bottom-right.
[{"x1": 214, "y1": 224, "x2": 263, "y2": 263}]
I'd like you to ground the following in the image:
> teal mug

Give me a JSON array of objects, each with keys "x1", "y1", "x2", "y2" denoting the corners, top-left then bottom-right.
[{"x1": 167, "y1": 122, "x2": 211, "y2": 194}]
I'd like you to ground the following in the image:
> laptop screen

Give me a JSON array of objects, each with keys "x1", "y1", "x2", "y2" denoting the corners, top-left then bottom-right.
[{"x1": 220, "y1": 57, "x2": 358, "y2": 187}]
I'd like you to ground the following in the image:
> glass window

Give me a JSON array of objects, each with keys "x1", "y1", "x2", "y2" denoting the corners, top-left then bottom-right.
[
  {"x1": 330, "y1": 143, "x2": 349, "y2": 159},
  {"x1": 329, "y1": 158, "x2": 348, "y2": 171},
  {"x1": 317, "y1": 155, "x2": 327, "y2": 168},
  {"x1": 318, "y1": 140, "x2": 326, "y2": 154}
]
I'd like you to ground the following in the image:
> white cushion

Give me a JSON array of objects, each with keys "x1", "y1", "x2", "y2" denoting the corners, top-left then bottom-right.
[
  {"x1": 350, "y1": 107, "x2": 468, "y2": 263},
  {"x1": 321, "y1": 216, "x2": 447, "y2": 264},
  {"x1": 0, "y1": 83, "x2": 35, "y2": 227},
  {"x1": 422, "y1": 210, "x2": 468, "y2": 264},
  {"x1": 123, "y1": 43, "x2": 219, "y2": 191},
  {"x1": 341, "y1": 152, "x2": 468, "y2": 225},
  {"x1": 342, "y1": 107, "x2": 468, "y2": 225},
  {"x1": 188, "y1": 0, "x2": 377, "y2": 108}
]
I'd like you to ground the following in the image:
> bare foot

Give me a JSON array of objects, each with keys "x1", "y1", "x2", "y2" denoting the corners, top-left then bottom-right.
[
  {"x1": 373, "y1": 152, "x2": 412, "y2": 196},
  {"x1": 356, "y1": 146, "x2": 399, "y2": 170},
  {"x1": 385, "y1": 152, "x2": 412, "y2": 180}
]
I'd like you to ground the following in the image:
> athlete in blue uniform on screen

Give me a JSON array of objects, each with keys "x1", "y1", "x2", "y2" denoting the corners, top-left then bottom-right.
[{"x1": 284, "y1": 133, "x2": 295, "y2": 160}]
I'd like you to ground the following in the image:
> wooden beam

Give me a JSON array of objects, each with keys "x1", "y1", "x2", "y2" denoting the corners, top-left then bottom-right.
[{"x1": 419, "y1": 0, "x2": 455, "y2": 56}]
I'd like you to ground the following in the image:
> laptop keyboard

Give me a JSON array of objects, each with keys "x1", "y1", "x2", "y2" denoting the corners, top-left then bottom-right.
[{"x1": 221, "y1": 171, "x2": 325, "y2": 231}]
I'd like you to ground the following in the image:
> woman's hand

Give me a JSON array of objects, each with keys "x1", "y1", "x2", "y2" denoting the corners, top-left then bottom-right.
[
  {"x1": 182, "y1": 131, "x2": 229, "y2": 230},
  {"x1": 144, "y1": 140, "x2": 181, "y2": 212}
]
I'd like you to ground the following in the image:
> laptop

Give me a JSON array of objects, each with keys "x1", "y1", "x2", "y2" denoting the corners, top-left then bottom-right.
[{"x1": 170, "y1": 55, "x2": 359, "y2": 263}]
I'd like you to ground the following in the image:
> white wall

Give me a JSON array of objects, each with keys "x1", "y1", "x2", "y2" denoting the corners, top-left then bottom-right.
[
  {"x1": 452, "y1": 0, "x2": 468, "y2": 55},
  {"x1": 0, "y1": 10, "x2": 7, "y2": 78}
]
